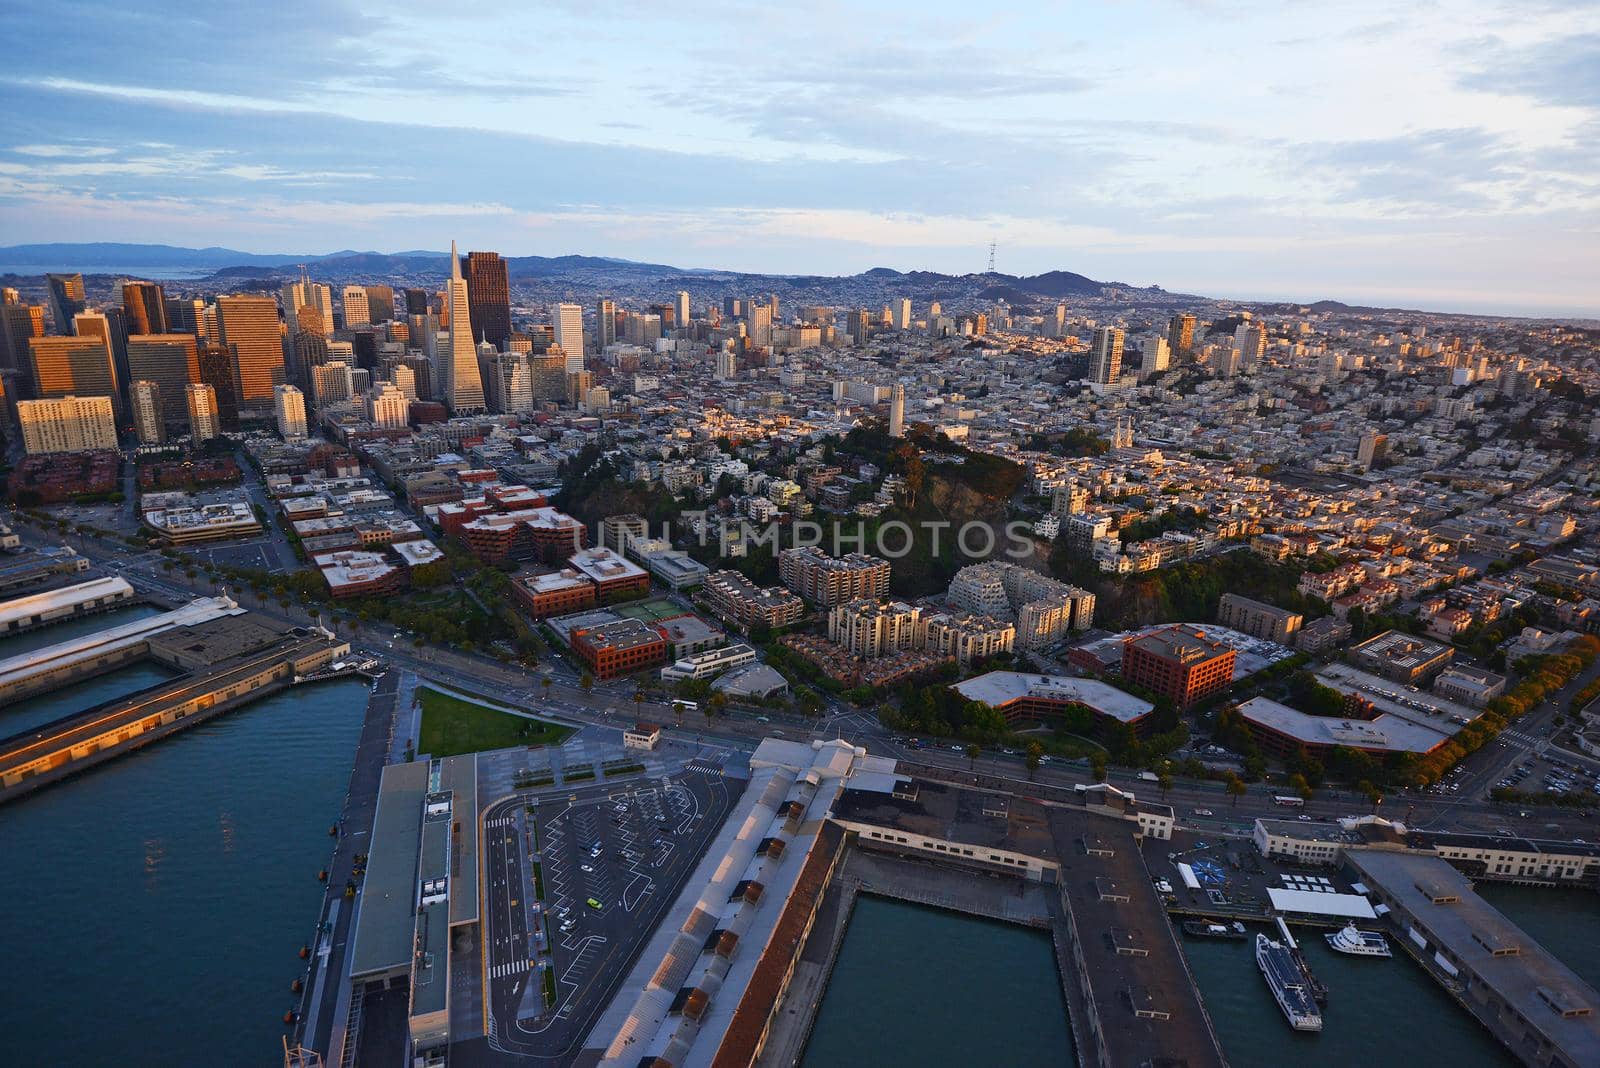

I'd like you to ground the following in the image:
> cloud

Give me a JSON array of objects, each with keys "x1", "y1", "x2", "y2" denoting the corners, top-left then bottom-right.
[{"x1": 1459, "y1": 32, "x2": 1600, "y2": 110}]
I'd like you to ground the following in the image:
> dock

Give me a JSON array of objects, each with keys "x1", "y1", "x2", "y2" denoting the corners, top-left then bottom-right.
[{"x1": 0, "y1": 576, "x2": 137, "y2": 637}]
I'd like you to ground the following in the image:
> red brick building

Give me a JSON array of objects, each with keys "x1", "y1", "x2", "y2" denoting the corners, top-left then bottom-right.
[
  {"x1": 512, "y1": 570, "x2": 597, "y2": 618},
  {"x1": 458, "y1": 506, "x2": 585, "y2": 565},
  {"x1": 570, "y1": 618, "x2": 668, "y2": 679},
  {"x1": 1120, "y1": 624, "x2": 1236, "y2": 709}
]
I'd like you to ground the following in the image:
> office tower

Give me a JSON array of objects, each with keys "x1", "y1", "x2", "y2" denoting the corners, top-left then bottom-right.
[
  {"x1": 45, "y1": 273, "x2": 85, "y2": 334},
  {"x1": 1139, "y1": 335, "x2": 1170, "y2": 380},
  {"x1": 674, "y1": 291, "x2": 690, "y2": 330},
  {"x1": 1358, "y1": 432, "x2": 1389, "y2": 469},
  {"x1": 341, "y1": 285, "x2": 371, "y2": 328},
  {"x1": 889, "y1": 383, "x2": 906, "y2": 438},
  {"x1": 723, "y1": 296, "x2": 742, "y2": 319},
  {"x1": 311, "y1": 361, "x2": 354, "y2": 408},
  {"x1": 349, "y1": 366, "x2": 370, "y2": 394},
  {"x1": 130, "y1": 380, "x2": 164, "y2": 444},
  {"x1": 1048, "y1": 303, "x2": 1066, "y2": 338},
  {"x1": 274, "y1": 384, "x2": 308, "y2": 439},
  {"x1": 464, "y1": 251, "x2": 511, "y2": 348},
  {"x1": 293, "y1": 330, "x2": 330, "y2": 381},
  {"x1": 443, "y1": 241, "x2": 487, "y2": 413},
  {"x1": 1, "y1": 302, "x2": 45, "y2": 377},
  {"x1": 1, "y1": 288, "x2": 15, "y2": 304},
  {"x1": 127, "y1": 334, "x2": 200, "y2": 429},
  {"x1": 715, "y1": 349, "x2": 737, "y2": 380},
  {"x1": 747, "y1": 303, "x2": 772, "y2": 347},
  {"x1": 404, "y1": 287, "x2": 430, "y2": 317},
  {"x1": 366, "y1": 381, "x2": 409, "y2": 428},
  {"x1": 196, "y1": 344, "x2": 239, "y2": 429},
  {"x1": 121, "y1": 281, "x2": 168, "y2": 335},
  {"x1": 186, "y1": 383, "x2": 219, "y2": 442},
  {"x1": 847, "y1": 309, "x2": 870, "y2": 347},
  {"x1": 622, "y1": 312, "x2": 660, "y2": 347},
  {"x1": 30, "y1": 334, "x2": 119, "y2": 413},
  {"x1": 79, "y1": 307, "x2": 129, "y2": 391},
  {"x1": 565, "y1": 369, "x2": 593, "y2": 406},
  {"x1": 17, "y1": 395, "x2": 117, "y2": 454},
  {"x1": 164, "y1": 297, "x2": 204, "y2": 336},
  {"x1": 553, "y1": 303, "x2": 584, "y2": 361},
  {"x1": 281, "y1": 276, "x2": 333, "y2": 338},
  {"x1": 893, "y1": 298, "x2": 912, "y2": 330},
  {"x1": 1168, "y1": 313, "x2": 1196, "y2": 357},
  {"x1": 364, "y1": 285, "x2": 395, "y2": 323},
  {"x1": 592, "y1": 298, "x2": 616, "y2": 351},
  {"x1": 1088, "y1": 326, "x2": 1124, "y2": 385},
  {"x1": 201, "y1": 304, "x2": 220, "y2": 345},
  {"x1": 529, "y1": 354, "x2": 568, "y2": 402},
  {"x1": 388, "y1": 363, "x2": 416, "y2": 401},
  {"x1": 397, "y1": 353, "x2": 432, "y2": 401},
  {"x1": 216, "y1": 294, "x2": 285, "y2": 413}
]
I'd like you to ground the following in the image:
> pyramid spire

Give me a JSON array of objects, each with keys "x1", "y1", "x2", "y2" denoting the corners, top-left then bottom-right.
[{"x1": 450, "y1": 240, "x2": 461, "y2": 283}]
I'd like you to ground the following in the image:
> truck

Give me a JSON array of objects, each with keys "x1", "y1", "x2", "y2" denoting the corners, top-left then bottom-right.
[{"x1": 1137, "y1": 771, "x2": 1160, "y2": 783}]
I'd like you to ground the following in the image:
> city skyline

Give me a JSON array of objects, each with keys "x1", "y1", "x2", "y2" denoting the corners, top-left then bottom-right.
[{"x1": 0, "y1": 2, "x2": 1596, "y2": 317}]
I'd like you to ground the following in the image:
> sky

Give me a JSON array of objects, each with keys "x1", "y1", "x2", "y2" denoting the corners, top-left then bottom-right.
[{"x1": 0, "y1": 1, "x2": 1596, "y2": 317}]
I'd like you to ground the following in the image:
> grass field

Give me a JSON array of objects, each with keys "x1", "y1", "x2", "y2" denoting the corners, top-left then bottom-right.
[{"x1": 417, "y1": 687, "x2": 573, "y2": 758}]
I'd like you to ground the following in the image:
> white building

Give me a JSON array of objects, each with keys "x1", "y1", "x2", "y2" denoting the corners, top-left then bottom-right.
[
  {"x1": 130, "y1": 379, "x2": 164, "y2": 445},
  {"x1": 366, "y1": 382, "x2": 409, "y2": 429},
  {"x1": 17, "y1": 395, "x2": 117, "y2": 454},
  {"x1": 274, "y1": 384, "x2": 308, "y2": 440},
  {"x1": 341, "y1": 285, "x2": 370, "y2": 328},
  {"x1": 186, "y1": 383, "x2": 219, "y2": 442},
  {"x1": 1139, "y1": 335, "x2": 1170, "y2": 379},
  {"x1": 553, "y1": 303, "x2": 584, "y2": 363}
]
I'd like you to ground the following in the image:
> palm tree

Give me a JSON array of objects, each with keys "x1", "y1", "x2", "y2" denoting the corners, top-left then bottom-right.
[
  {"x1": 579, "y1": 672, "x2": 594, "y2": 701},
  {"x1": 966, "y1": 742, "x2": 981, "y2": 770},
  {"x1": 1090, "y1": 753, "x2": 1108, "y2": 783},
  {"x1": 633, "y1": 688, "x2": 647, "y2": 718},
  {"x1": 541, "y1": 677, "x2": 552, "y2": 702},
  {"x1": 1024, "y1": 741, "x2": 1043, "y2": 780},
  {"x1": 1157, "y1": 771, "x2": 1174, "y2": 801},
  {"x1": 1225, "y1": 773, "x2": 1247, "y2": 808}
]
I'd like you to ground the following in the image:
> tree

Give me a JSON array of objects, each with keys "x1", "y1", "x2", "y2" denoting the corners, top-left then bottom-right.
[
  {"x1": 1288, "y1": 772, "x2": 1314, "y2": 803},
  {"x1": 1225, "y1": 773, "x2": 1247, "y2": 807},
  {"x1": 1357, "y1": 779, "x2": 1384, "y2": 813},
  {"x1": 579, "y1": 672, "x2": 594, "y2": 701},
  {"x1": 633, "y1": 688, "x2": 647, "y2": 717},
  {"x1": 1024, "y1": 741, "x2": 1043, "y2": 780},
  {"x1": 541, "y1": 677, "x2": 552, "y2": 701},
  {"x1": 1090, "y1": 753, "x2": 1108, "y2": 783},
  {"x1": 1157, "y1": 770, "x2": 1174, "y2": 801},
  {"x1": 966, "y1": 742, "x2": 981, "y2": 770}
]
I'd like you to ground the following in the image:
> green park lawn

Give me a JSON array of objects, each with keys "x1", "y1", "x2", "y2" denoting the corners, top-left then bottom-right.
[{"x1": 417, "y1": 687, "x2": 572, "y2": 758}]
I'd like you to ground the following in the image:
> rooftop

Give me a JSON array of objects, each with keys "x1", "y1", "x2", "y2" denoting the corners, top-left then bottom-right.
[{"x1": 952, "y1": 670, "x2": 1155, "y2": 723}]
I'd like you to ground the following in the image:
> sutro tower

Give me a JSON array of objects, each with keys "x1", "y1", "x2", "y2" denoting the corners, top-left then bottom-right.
[{"x1": 987, "y1": 242, "x2": 996, "y2": 273}]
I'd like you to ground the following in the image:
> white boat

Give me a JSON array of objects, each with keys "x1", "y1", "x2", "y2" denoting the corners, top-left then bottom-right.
[
  {"x1": 1256, "y1": 934, "x2": 1323, "y2": 1032},
  {"x1": 1324, "y1": 923, "x2": 1392, "y2": 958}
]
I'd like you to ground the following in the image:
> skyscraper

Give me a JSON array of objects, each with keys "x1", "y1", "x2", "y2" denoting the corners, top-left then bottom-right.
[
  {"x1": 281, "y1": 276, "x2": 333, "y2": 338},
  {"x1": 404, "y1": 288, "x2": 431, "y2": 317},
  {"x1": 1088, "y1": 326, "x2": 1124, "y2": 385},
  {"x1": 889, "y1": 383, "x2": 906, "y2": 438},
  {"x1": 197, "y1": 344, "x2": 239, "y2": 429},
  {"x1": 364, "y1": 285, "x2": 395, "y2": 323},
  {"x1": 1048, "y1": 303, "x2": 1066, "y2": 338},
  {"x1": 1139, "y1": 335, "x2": 1170, "y2": 380},
  {"x1": 186, "y1": 383, "x2": 219, "y2": 442},
  {"x1": 164, "y1": 297, "x2": 204, "y2": 337},
  {"x1": 30, "y1": 334, "x2": 119, "y2": 412},
  {"x1": 45, "y1": 273, "x2": 85, "y2": 335},
  {"x1": 553, "y1": 303, "x2": 584, "y2": 363},
  {"x1": 366, "y1": 381, "x2": 410, "y2": 428},
  {"x1": 1167, "y1": 313, "x2": 1196, "y2": 358},
  {"x1": 464, "y1": 251, "x2": 511, "y2": 349},
  {"x1": 127, "y1": 334, "x2": 200, "y2": 430},
  {"x1": 674, "y1": 291, "x2": 691, "y2": 330},
  {"x1": 747, "y1": 303, "x2": 772, "y2": 348},
  {"x1": 274, "y1": 384, "x2": 308, "y2": 439},
  {"x1": 443, "y1": 241, "x2": 487, "y2": 413},
  {"x1": 341, "y1": 285, "x2": 371, "y2": 328},
  {"x1": 121, "y1": 281, "x2": 168, "y2": 335},
  {"x1": 595, "y1": 299, "x2": 616, "y2": 350},
  {"x1": 216, "y1": 294, "x2": 286, "y2": 413},
  {"x1": 1, "y1": 302, "x2": 45, "y2": 377},
  {"x1": 130, "y1": 380, "x2": 164, "y2": 444},
  {"x1": 893, "y1": 298, "x2": 912, "y2": 330}
]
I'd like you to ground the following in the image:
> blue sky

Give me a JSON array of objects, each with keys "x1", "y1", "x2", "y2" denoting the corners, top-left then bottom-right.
[{"x1": 1, "y1": 1, "x2": 1596, "y2": 316}]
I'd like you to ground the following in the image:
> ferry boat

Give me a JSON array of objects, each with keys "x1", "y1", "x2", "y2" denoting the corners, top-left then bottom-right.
[
  {"x1": 1182, "y1": 919, "x2": 1248, "y2": 940},
  {"x1": 1255, "y1": 934, "x2": 1324, "y2": 1032},
  {"x1": 1324, "y1": 923, "x2": 1392, "y2": 958}
]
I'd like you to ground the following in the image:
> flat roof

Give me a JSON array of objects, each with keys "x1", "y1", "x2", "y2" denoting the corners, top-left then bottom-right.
[
  {"x1": 442, "y1": 755, "x2": 478, "y2": 927},
  {"x1": 832, "y1": 777, "x2": 1059, "y2": 860},
  {"x1": 567, "y1": 545, "x2": 647, "y2": 584},
  {"x1": 349, "y1": 761, "x2": 429, "y2": 979},
  {"x1": 1238, "y1": 695, "x2": 1451, "y2": 754},
  {"x1": 1266, "y1": 887, "x2": 1378, "y2": 918},
  {"x1": 0, "y1": 596, "x2": 245, "y2": 689},
  {"x1": 0, "y1": 576, "x2": 133, "y2": 628},
  {"x1": 1347, "y1": 850, "x2": 1600, "y2": 1063},
  {"x1": 952, "y1": 670, "x2": 1154, "y2": 723}
]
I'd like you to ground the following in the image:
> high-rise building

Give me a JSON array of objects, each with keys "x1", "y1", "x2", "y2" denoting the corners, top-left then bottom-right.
[
  {"x1": 1357, "y1": 432, "x2": 1389, "y2": 470},
  {"x1": 274, "y1": 384, "x2": 308, "y2": 439},
  {"x1": 674, "y1": 291, "x2": 691, "y2": 330},
  {"x1": 443, "y1": 242, "x2": 487, "y2": 413},
  {"x1": 216, "y1": 294, "x2": 285, "y2": 413},
  {"x1": 1167, "y1": 313, "x2": 1196, "y2": 358},
  {"x1": 121, "y1": 281, "x2": 167, "y2": 335},
  {"x1": 723, "y1": 296, "x2": 743, "y2": 319},
  {"x1": 130, "y1": 380, "x2": 164, "y2": 444},
  {"x1": 126, "y1": 333, "x2": 200, "y2": 430},
  {"x1": 594, "y1": 299, "x2": 617, "y2": 350},
  {"x1": 1139, "y1": 335, "x2": 1170, "y2": 380},
  {"x1": 715, "y1": 349, "x2": 737, "y2": 380},
  {"x1": 485, "y1": 351, "x2": 534, "y2": 414},
  {"x1": 404, "y1": 288, "x2": 431, "y2": 317},
  {"x1": 45, "y1": 274, "x2": 85, "y2": 334},
  {"x1": 164, "y1": 297, "x2": 204, "y2": 337},
  {"x1": 311, "y1": 361, "x2": 354, "y2": 408},
  {"x1": 390, "y1": 362, "x2": 417, "y2": 401},
  {"x1": 364, "y1": 284, "x2": 395, "y2": 323},
  {"x1": 747, "y1": 303, "x2": 772, "y2": 347},
  {"x1": 186, "y1": 383, "x2": 219, "y2": 442},
  {"x1": 553, "y1": 303, "x2": 584, "y2": 361},
  {"x1": 892, "y1": 298, "x2": 912, "y2": 330},
  {"x1": 1, "y1": 302, "x2": 45, "y2": 377},
  {"x1": 847, "y1": 309, "x2": 871, "y2": 347},
  {"x1": 341, "y1": 285, "x2": 371, "y2": 328},
  {"x1": 18, "y1": 395, "x2": 117, "y2": 454},
  {"x1": 196, "y1": 344, "x2": 239, "y2": 429},
  {"x1": 366, "y1": 381, "x2": 410, "y2": 428},
  {"x1": 464, "y1": 251, "x2": 511, "y2": 349},
  {"x1": 281, "y1": 278, "x2": 333, "y2": 339},
  {"x1": 1237, "y1": 321, "x2": 1268, "y2": 368},
  {"x1": 30, "y1": 334, "x2": 119, "y2": 411},
  {"x1": 888, "y1": 382, "x2": 906, "y2": 438},
  {"x1": 1088, "y1": 326, "x2": 1124, "y2": 385}
]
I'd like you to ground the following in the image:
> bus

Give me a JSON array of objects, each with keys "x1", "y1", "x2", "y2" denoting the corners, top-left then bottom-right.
[
  {"x1": 1273, "y1": 795, "x2": 1305, "y2": 808},
  {"x1": 671, "y1": 699, "x2": 698, "y2": 714}
]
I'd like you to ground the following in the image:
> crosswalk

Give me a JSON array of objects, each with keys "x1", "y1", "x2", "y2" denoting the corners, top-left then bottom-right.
[
  {"x1": 486, "y1": 816, "x2": 515, "y2": 828},
  {"x1": 490, "y1": 960, "x2": 532, "y2": 979},
  {"x1": 1502, "y1": 730, "x2": 1541, "y2": 748},
  {"x1": 685, "y1": 761, "x2": 724, "y2": 776}
]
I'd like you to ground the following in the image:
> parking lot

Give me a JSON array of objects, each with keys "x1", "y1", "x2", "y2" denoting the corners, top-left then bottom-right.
[{"x1": 482, "y1": 764, "x2": 740, "y2": 1062}]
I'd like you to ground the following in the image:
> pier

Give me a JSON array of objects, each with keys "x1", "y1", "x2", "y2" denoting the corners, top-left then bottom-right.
[
  {"x1": 0, "y1": 576, "x2": 137, "y2": 637},
  {"x1": 0, "y1": 613, "x2": 349, "y2": 803}
]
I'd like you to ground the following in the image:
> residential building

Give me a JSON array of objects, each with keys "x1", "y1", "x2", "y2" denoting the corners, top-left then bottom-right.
[
  {"x1": 130, "y1": 380, "x2": 164, "y2": 444},
  {"x1": 778, "y1": 547, "x2": 891, "y2": 607},
  {"x1": 703, "y1": 569, "x2": 805, "y2": 630},
  {"x1": 186, "y1": 383, "x2": 219, "y2": 442},
  {"x1": 1217, "y1": 593, "x2": 1303, "y2": 645},
  {"x1": 827, "y1": 599, "x2": 924, "y2": 658},
  {"x1": 17, "y1": 395, "x2": 117, "y2": 454},
  {"x1": 1088, "y1": 326, "x2": 1124, "y2": 385},
  {"x1": 274, "y1": 384, "x2": 308, "y2": 439}
]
